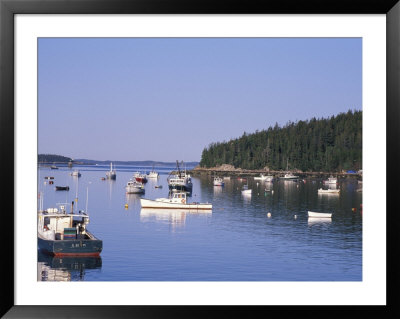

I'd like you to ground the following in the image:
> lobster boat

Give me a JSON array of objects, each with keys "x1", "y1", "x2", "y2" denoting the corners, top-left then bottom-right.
[
  {"x1": 38, "y1": 203, "x2": 102, "y2": 257},
  {"x1": 140, "y1": 192, "x2": 212, "y2": 210}
]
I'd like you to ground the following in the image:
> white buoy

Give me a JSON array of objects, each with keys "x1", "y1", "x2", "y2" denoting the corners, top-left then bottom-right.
[
  {"x1": 294, "y1": 215, "x2": 297, "y2": 219},
  {"x1": 267, "y1": 212, "x2": 271, "y2": 218},
  {"x1": 272, "y1": 190, "x2": 274, "y2": 194}
]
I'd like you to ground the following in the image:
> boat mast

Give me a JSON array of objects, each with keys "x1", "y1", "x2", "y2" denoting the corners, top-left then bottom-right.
[
  {"x1": 176, "y1": 160, "x2": 181, "y2": 178},
  {"x1": 75, "y1": 176, "x2": 79, "y2": 213}
]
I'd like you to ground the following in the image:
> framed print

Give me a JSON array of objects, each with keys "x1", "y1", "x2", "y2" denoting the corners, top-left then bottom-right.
[{"x1": 1, "y1": 0, "x2": 399, "y2": 318}]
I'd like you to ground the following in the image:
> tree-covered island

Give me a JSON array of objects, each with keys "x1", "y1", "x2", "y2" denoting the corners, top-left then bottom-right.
[
  {"x1": 38, "y1": 154, "x2": 73, "y2": 163},
  {"x1": 199, "y1": 110, "x2": 362, "y2": 173}
]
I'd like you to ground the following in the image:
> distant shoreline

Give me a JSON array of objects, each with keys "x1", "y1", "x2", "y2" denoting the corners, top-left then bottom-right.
[
  {"x1": 188, "y1": 166, "x2": 362, "y2": 178},
  {"x1": 38, "y1": 160, "x2": 199, "y2": 167}
]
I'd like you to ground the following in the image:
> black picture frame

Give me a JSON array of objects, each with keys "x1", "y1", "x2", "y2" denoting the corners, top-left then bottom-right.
[{"x1": 1, "y1": 0, "x2": 398, "y2": 318}]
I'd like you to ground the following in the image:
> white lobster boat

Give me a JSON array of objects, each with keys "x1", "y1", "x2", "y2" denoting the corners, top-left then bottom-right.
[
  {"x1": 308, "y1": 211, "x2": 332, "y2": 218},
  {"x1": 71, "y1": 170, "x2": 81, "y2": 177},
  {"x1": 125, "y1": 180, "x2": 145, "y2": 194},
  {"x1": 140, "y1": 192, "x2": 212, "y2": 210},
  {"x1": 148, "y1": 171, "x2": 159, "y2": 179},
  {"x1": 323, "y1": 175, "x2": 337, "y2": 184},
  {"x1": 213, "y1": 177, "x2": 224, "y2": 186},
  {"x1": 318, "y1": 188, "x2": 340, "y2": 194},
  {"x1": 254, "y1": 174, "x2": 274, "y2": 181}
]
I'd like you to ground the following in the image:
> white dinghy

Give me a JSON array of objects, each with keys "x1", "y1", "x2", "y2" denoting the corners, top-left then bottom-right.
[{"x1": 308, "y1": 211, "x2": 332, "y2": 218}]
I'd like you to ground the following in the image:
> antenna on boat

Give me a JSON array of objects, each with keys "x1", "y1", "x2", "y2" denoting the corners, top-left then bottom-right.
[
  {"x1": 176, "y1": 160, "x2": 181, "y2": 178},
  {"x1": 75, "y1": 174, "x2": 79, "y2": 213},
  {"x1": 85, "y1": 185, "x2": 89, "y2": 213}
]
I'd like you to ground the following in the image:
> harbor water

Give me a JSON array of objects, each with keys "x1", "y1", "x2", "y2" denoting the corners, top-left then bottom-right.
[{"x1": 37, "y1": 165, "x2": 362, "y2": 281}]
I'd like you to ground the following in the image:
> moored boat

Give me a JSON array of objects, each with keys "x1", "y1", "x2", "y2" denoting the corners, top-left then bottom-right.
[
  {"x1": 133, "y1": 172, "x2": 148, "y2": 183},
  {"x1": 167, "y1": 161, "x2": 193, "y2": 193},
  {"x1": 281, "y1": 173, "x2": 299, "y2": 180},
  {"x1": 213, "y1": 176, "x2": 224, "y2": 186},
  {"x1": 308, "y1": 211, "x2": 332, "y2": 218},
  {"x1": 125, "y1": 180, "x2": 145, "y2": 194},
  {"x1": 106, "y1": 162, "x2": 116, "y2": 180},
  {"x1": 254, "y1": 174, "x2": 270, "y2": 181},
  {"x1": 38, "y1": 203, "x2": 102, "y2": 257},
  {"x1": 140, "y1": 192, "x2": 212, "y2": 210},
  {"x1": 55, "y1": 186, "x2": 69, "y2": 191},
  {"x1": 71, "y1": 170, "x2": 81, "y2": 177},
  {"x1": 323, "y1": 175, "x2": 337, "y2": 184},
  {"x1": 147, "y1": 166, "x2": 159, "y2": 179},
  {"x1": 280, "y1": 159, "x2": 299, "y2": 180}
]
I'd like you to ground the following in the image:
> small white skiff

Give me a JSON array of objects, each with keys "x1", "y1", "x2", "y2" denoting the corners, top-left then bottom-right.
[
  {"x1": 318, "y1": 188, "x2": 340, "y2": 194},
  {"x1": 140, "y1": 192, "x2": 212, "y2": 210},
  {"x1": 308, "y1": 211, "x2": 332, "y2": 218}
]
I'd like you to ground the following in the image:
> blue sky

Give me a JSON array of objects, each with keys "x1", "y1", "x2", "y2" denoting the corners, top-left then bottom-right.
[{"x1": 38, "y1": 38, "x2": 362, "y2": 162}]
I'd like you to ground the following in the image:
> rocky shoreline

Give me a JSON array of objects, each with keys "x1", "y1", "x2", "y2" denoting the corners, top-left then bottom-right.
[{"x1": 186, "y1": 164, "x2": 362, "y2": 179}]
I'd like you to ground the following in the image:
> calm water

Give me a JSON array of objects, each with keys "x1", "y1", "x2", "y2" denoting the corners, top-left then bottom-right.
[{"x1": 37, "y1": 165, "x2": 362, "y2": 281}]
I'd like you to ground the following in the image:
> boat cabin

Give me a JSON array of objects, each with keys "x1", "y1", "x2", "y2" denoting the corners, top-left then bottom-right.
[
  {"x1": 38, "y1": 205, "x2": 90, "y2": 241},
  {"x1": 171, "y1": 192, "x2": 187, "y2": 203}
]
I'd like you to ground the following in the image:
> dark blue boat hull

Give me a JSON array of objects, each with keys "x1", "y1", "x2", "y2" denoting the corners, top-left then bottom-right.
[{"x1": 38, "y1": 235, "x2": 102, "y2": 257}]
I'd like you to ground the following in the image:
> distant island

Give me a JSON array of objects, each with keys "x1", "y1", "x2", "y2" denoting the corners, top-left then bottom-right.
[
  {"x1": 38, "y1": 154, "x2": 199, "y2": 168},
  {"x1": 38, "y1": 154, "x2": 73, "y2": 163},
  {"x1": 199, "y1": 110, "x2": 362, "y2": 173}
]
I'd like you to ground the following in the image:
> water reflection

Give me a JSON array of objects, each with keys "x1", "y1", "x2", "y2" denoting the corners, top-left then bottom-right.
[
  {"x1": 107, "y1": 179, "x2": 116, "y2": 202},
  {"x1": 242, "y1": 193, "x2": 252, "y2": 202},
  {"x1": 37, "y1": 252, "x2": 102, "y2": 281},
  {"x1": 308, "y1": 217, "x2": 332, "y2": 226},
  {"x1": 140, "y1": 208, "x2": 212, "y2": 231},
  {"x1": 213, "y1": 185, "x2": 223, "y2": 195},
  {"x1": 125, "y1": 193, "x2": 143, "y2": 206}
]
